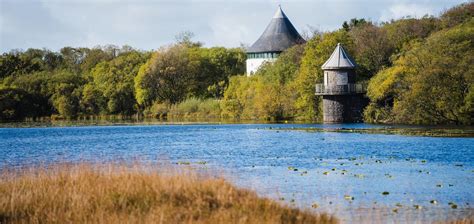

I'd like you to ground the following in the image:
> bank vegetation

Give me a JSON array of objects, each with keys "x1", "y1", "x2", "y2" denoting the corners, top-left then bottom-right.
[{"x1": 1, "y1": 3, "x2": 472, "y2": 125}]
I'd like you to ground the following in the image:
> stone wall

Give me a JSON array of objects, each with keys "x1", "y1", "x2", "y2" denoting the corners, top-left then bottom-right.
[
  {"x1": 322, "y1": 94, "x2": 367, "y2": 123},
  {"x1": 323, "y1": 69, "x2": 356, "y2": 86}
]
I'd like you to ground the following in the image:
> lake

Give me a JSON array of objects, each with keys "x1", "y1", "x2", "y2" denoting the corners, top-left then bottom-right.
[{"x1": 1, "y1": 123, "x2": 473, "y2": 222}]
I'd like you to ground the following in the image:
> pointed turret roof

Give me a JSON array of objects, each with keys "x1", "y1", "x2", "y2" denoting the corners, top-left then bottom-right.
[
  {"x1": 247, "y1": 6, "x2": 305, "y2": 53},
  {"x1": 321, "y1": 43, "x2": 357, "y2": 69}
]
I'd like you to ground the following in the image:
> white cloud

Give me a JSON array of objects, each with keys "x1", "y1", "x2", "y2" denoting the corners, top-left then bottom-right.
[
  {"x1": 379, "y1": 3, "x2": 434, "y2": 22},
  {"x1": 0, "y1": 0, "x2": 467, "y2": 52}
]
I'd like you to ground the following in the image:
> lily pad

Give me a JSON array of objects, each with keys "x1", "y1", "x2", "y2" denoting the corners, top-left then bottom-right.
[
  {"x1": 344, "y1": 195, "x2": 354, "y2": 200},
  {"x1": 382, "y1": 191, "x2": 390, "y2": 195},
  {"x1": 288, "y1": 166, "x2": 298, "y2": 171}
]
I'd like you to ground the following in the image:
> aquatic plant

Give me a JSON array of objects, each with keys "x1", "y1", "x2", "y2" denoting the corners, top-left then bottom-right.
[
  {"x1": 449, "y1": 202, "x2": 458, "y2": 209},
  {"x1": 278, "y1": 127, "x2": 474, "y2": 138},
  {"x1": 288, "y1": 166, "x2": 298, "y2": 171},
  {"x1": 344, "y1": 195, "x2": 354, "y2": 201}
]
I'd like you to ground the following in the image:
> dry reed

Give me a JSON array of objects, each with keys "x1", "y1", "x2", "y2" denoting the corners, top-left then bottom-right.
[{"x1": 0, "y1": 163, "x2": 336, "y2": 224}]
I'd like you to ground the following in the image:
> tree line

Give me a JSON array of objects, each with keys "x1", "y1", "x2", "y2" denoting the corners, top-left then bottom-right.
[
  {"x1": 0, "y1": 36, "x2": 246, "y2": 120},
  {"x1": 1, "y1": 2, "x2": 472, "y2": 125}
]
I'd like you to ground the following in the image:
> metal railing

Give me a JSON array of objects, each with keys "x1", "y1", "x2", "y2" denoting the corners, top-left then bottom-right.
[{"x1": 315, "y1": 83, "x2": 367, "y2": 95}]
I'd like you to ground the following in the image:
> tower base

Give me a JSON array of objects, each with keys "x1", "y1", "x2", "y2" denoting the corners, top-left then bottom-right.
[{"x1": 322, "y1": 94, "x2": 367, "y2": 123}]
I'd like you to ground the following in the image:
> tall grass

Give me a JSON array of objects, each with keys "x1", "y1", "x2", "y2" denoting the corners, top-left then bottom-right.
[
  {"x1": 144, "y1": 98, "x2": 222, "y2": 120},
  {"x1": 169, "y1": 98, "x2": 221, "y2": 119},
  {"x1": 0, "y1": 163, "x2": 336, "y2": 224}
]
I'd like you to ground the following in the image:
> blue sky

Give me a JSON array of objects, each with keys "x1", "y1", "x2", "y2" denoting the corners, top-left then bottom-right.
[{"x1": 0, "y1": 0, "x2": 467, "y2": 53}]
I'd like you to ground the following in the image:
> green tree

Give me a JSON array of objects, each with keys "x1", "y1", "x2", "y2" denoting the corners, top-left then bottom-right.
[
  {"x1": 349, "y1": 23, "x2": 394, "y2": 79},
  {"x1": 220, "y1": 44, "x2": 304, "y2": 120},
  {"x1": 382, "y1": 17, "x2": 439, "y2": 54},
  {"x1": 135, "y1": 45, "x2": 197, "y2": 106},
  {"x1": 0, "y1": 51, "x2": 22, "y2": 78},
  {"x1": 135, "y1": 43, "x2": 245, "y2": 108},
  {"x1": 220, "y1": 75, "x2": 253, "y2": 119},
  {"x1": 342, "y1": 18, "x2": 368, "y2": 31},
  {"x1": 89, "y1": 51, "x2": 147, "y2": 115},
  {"x1": 80, "y1": 84, "x2": 106, "y2": 115},
  {"x1": 440, "y1": 2, "x2": 474, "y2": 28},
  {"x1": 0, "y1": 88, "x2": 46, "y2": 120},
  {"x1": 365, "y1": 19, "x2": 473, "y2": 125}
]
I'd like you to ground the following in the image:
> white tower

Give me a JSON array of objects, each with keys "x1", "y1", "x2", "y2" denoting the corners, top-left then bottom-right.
[{"x1": 246, "y1": 6, "x2": 305, "y2": 75}]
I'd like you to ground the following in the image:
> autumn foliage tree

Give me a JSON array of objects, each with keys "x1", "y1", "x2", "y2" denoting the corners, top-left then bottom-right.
[{"x1": 365, "y1": 19, "x2": 473, "y2": 125}]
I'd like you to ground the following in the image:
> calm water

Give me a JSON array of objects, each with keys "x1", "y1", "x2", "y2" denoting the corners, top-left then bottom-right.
[{"x1": 1, "y1": 123, "x2": 473, "y2": 222}]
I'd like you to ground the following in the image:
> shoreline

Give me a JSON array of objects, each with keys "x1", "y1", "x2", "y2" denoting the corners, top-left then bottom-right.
[
  {"x1": 1, "y1": 121, "x2": 473, "y2": 138},
  {"x1": 272, "y1": 127, "x2": 474, "y2": 138}
]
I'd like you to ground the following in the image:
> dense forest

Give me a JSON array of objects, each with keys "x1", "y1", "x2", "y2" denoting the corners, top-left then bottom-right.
[{"x1": 1, "y1": 2, "x2": 472, "y2": 125}]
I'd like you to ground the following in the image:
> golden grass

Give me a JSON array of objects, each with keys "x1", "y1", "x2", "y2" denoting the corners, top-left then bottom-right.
[{"x1": 0, "y1": 163, "x2": 336, "y2": 224}]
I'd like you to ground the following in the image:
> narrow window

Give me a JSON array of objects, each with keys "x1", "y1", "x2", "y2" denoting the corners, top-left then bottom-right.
[{"x1": 324, "y1": 72, "x2": 328, "y2": 85}]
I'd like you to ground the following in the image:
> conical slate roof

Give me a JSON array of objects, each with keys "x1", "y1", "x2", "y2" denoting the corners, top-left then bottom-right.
[
  {"x1": 247, "y1": 6, "x2": 305, "y2": 53},
  {"x1": 321, "y1": 43, "x2": 357, "y2": 69}
]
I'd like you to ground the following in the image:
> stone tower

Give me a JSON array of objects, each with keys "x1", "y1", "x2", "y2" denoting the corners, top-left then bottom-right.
[
  {"x1": 246, "y1": 6, "x2": 305, "y2": 75},
  {"x1": 315, "y1": 43, "x2": 366, "y2": 123}
]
